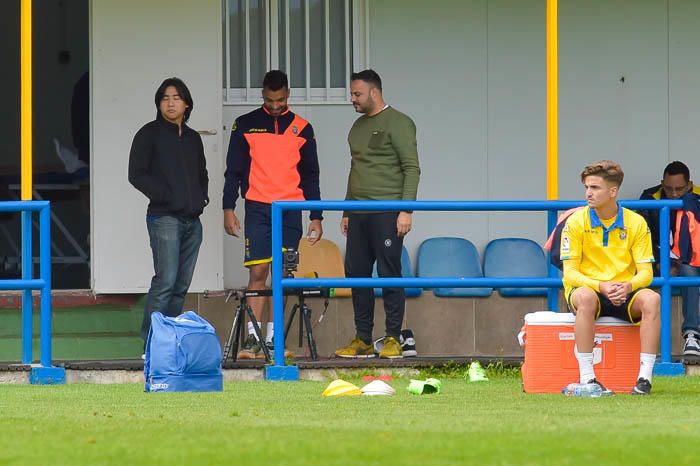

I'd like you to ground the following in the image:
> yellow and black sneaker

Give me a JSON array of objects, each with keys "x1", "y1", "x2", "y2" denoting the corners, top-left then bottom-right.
[
  {"x1": 379, "y1": 336, "x2": 403, "y2": 359},
  {"x1": 335, "y1": 337, "x2": 375, "y2": 358}
]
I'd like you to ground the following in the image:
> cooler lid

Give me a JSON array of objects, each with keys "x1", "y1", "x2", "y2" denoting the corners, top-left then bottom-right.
[{"x1": 524, "y1": 311, "x2": 632, "y2": 326}]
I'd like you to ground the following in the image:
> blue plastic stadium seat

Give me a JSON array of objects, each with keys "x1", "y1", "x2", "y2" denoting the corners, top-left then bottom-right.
[
  {"x1": 483, "y1": 238, "x2": 548, "y2": 297},
  {"x1": 416, "y1": 237, "x2": 492, "y2": 297},
  {"x1": 373, "y1": 246, "x2": 423, "y2": 298}
]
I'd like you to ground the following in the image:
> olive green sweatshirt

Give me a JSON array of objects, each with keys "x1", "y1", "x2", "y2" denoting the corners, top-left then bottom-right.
[{"x1": 344, "y1": 106, "x2": 420, "y2": 202}]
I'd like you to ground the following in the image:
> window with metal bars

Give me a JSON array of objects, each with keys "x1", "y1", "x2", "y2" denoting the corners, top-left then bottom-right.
[{"x1": 222, "y1": 0, "x2": 368, "y2": 104}]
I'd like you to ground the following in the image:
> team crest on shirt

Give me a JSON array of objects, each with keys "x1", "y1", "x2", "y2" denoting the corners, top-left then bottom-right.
[
  {"x1": 561, "y1": 235, "x2": 570, "y2": 254},
  {"x1": 292, "y1": 125, "x2": 299, "y2": 135},
  {"x1": 619, "y1": 229, "x2": 627, "y2": 240}
]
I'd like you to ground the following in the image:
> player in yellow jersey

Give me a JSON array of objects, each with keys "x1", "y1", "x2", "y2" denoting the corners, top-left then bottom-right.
[{"x1": 561, "y1": 160, "x2": 659, "y2": 395}]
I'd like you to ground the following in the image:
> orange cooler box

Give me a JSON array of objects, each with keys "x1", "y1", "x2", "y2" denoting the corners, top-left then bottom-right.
[{"x1": 520, "y1": 311, "x2": 640, "y2": 393}]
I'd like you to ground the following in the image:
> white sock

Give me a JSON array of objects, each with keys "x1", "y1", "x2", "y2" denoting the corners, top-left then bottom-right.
[
  {"x1": 266, "y1": 322, "x2": 274, "y2": 344},
  {"x1": 247, "y1": 321, "x2": 260, "y2": 341},
  {"x1": 638, "y1": 353, "x2": 656, "y2": 383},
  {"x1": 576, "y1": 351, "x2": 595, "y2": 384}
]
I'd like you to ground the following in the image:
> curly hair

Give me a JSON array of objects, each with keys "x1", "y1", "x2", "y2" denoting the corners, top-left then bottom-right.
[{"x1": 580, "y1": 160, "x2": 624, "y2": 187}]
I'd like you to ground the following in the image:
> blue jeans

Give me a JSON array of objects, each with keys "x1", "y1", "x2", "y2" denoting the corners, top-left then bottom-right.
[
  {"x1": 678, "y1": 263, "x2": 700, "y2": 335},
  {"x1": 141, "y1": 215, "x2": 203, "y2": 341}
]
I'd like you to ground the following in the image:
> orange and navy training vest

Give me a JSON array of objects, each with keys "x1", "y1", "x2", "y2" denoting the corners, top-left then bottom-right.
[
  {"x1": 223, "y1": 106, "x2": 322, "y2": 220},
  {"x1": 672, "y1": 194, "x2": 700, "y2": 267}
]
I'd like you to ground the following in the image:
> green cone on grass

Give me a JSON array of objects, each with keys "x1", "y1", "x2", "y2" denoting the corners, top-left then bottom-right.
[
  {"x1": 407, "y1": 378, "x2": 442, "y2": 395},
  {"x1": 466, "y1": 361, "x2": 489, "y2": 382}
]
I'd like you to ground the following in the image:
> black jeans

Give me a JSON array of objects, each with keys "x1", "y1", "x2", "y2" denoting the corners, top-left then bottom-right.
[{"x1": 345, "y1": 212, "x2": 405, "y2": 343}]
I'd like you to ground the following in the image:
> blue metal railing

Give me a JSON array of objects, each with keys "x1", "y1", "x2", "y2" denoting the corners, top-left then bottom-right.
[
  {"x1": 0, "y1": 201, "x2": 53, "y2": 367},
  {"x1": 270, "y1": 199, "x2": 690, "y2": 379}
]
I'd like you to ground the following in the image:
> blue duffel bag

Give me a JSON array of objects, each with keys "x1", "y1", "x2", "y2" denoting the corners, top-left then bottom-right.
[{"x1": 144, "y1": 311, "x2": 223, "y2": 392}]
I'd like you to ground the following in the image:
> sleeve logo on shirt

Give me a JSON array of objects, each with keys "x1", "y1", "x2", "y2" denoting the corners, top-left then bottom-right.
[{"x1": 561, "y1": 235, "x2": 570, "y2": 254}]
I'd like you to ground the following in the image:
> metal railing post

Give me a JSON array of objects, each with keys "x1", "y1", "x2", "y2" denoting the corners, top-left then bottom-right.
[
  {"x1": 21, "y1": 210, "x2": 33, "y2": 364},
  {"x1": 546, "y1": 209, "x2": 558, "y2": 311},
  {"x1": 0, "y1": 200, "x2": 64, "y2": 383},
  {"x1": 265, "y1": 202, "x2": 299, "y2": 380},
  {"x1": 659, "y1": 206, "x2": 671, "y2": 364},
  {"x1": 39, "y1": 204, "x2": 52, "y2": 366}
]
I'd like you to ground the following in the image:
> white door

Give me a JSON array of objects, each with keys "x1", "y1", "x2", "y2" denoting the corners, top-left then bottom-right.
[{"x1": 91, "y1": 0, "x2": 223, "y2": 293}]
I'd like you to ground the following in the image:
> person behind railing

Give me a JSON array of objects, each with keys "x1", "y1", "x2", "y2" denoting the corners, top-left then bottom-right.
[
  {"x1": 222, "y1": 70, "x2": 323, "y2": 360},
  {"x1": 561, "y1": 160, "x2": 659, "y2": 395},
  {"x1": 639, "y1": 161, "x2": 700, "y2": 356},
  {"x1": 335, "y1": 69, "x2": 421, "y2": 359},
  {"x1": 128, "y1": 78, "x2": 210, "y2": 351}
]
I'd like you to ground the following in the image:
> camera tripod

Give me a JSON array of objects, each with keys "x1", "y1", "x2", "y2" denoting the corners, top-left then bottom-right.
[
  {"x1": 283, "y1": 292, "x2": 319, "y2": 360},
  {"x1": 222, "y1": 289, "x2": 272, "y2": 363},
  {"x1": 222, "y1": 287, "x2": 328, "y2": 363}
]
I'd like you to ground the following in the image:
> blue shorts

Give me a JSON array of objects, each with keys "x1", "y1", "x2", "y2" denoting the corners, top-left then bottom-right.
[{"x1": 244, "y1": 200, "x2": 302, "y2": 267}]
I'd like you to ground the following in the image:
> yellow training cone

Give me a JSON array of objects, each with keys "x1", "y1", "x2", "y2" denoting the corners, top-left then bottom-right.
[{"x1": 322, "y1": 379, "x2": 362, "y2": 397}]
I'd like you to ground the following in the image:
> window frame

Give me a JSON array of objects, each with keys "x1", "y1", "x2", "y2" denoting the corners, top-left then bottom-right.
[{"x1": 222, "y1": 0, "x2": 369, "y2": 105}]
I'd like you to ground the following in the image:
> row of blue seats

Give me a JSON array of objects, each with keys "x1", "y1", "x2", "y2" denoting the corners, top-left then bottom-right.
[{"x1": 374, "y1": 237, "x2": 548, "y2": 298}]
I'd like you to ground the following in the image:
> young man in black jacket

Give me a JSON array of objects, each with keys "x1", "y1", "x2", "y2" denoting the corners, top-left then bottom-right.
[{"x1": 129, "y1": 77, "x2": 209, "y2": 345}]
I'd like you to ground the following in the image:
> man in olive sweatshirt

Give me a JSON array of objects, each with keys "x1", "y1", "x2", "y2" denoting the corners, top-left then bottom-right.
[{"x1": 335, "y1": 69, "x2": 421, "y2": 359}]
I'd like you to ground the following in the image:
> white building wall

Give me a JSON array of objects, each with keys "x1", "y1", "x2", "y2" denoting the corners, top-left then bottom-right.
[
  {"x1": 558, "y1": 0, "x2": 670, "y2": 200},
  {"x1": 669, "y1": 0, "x2": 700, "y2": 173},
  {"x1": 487, "y1": 0, "x2": 547, "y2": 241},
  {"x1": 91, "y1": 0, "x2": 700, "y2": 291},
  {"x1": 92, "y1": 0, "x2": 223, "y2": 293}
]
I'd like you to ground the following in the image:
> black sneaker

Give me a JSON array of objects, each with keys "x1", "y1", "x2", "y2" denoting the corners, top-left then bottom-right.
[
  {"x1": 631, "y1": 377, "x2": 652, "y2": 395},
  {"x1": 400, "y1": 329, "x2": 417, "y2": 357},
  {"x1": 683, "y1": 332, "x2": 700, "y2": 357},
  {"x1": 237, "y1": 334, "x2": 261, "y2": 360},
  {"x1": 587, "y1": 378, "x2": 614, "y2": 396}
]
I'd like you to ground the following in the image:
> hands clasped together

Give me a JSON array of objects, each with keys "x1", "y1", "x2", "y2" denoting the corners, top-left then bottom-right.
[{"x1": 599, "y1": 281, "x2": 633, "y2": 306}]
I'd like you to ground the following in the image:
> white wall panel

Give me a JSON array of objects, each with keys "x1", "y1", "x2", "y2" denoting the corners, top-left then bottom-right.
[
  {"x1": 669, "y1": 0, "x2": 700, "y2": 175},
  {"x1": 92, "y1": 0, "x2": 223, "y2": 293},
  {"x1": 368, "y1": 0, "x2": 489, "y2": 259},
  {"x1": 558, "y1": 0, "x2": 668, "y2": 200},
  {"x1": 487, "y1": 0, "x2": 548, "y2": 242}
]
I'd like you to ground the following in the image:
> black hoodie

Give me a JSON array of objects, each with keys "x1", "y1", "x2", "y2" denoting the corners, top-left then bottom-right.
[{"x1": 129, "y1": 118, "x2": 209, "y2": 218}]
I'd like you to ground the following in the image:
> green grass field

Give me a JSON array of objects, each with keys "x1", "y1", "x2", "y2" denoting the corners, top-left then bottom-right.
[{"x1": 0, "y1": 373, "x2": 698, "y2": 465}]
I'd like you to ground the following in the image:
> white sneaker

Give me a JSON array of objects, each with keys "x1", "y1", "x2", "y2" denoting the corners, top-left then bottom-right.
[
  {"x1": 141, "y1": 353, "x2": 146, "y2": 360},
  {"x1": 683, "y1": 333, "x2": 700, "y2": 356}
]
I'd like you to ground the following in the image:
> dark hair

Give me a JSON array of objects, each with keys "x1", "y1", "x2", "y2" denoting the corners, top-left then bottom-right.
[
  {"x1": 154, "y1": 77, "x2": 193, "y2": 122},
  {"x1": 263, "y1": 70, "x2": 289, "y2": 91},
  {"x1": 580, "y1": 160, "x2": 624, "y2": 187},
  {"x1": 663, "y1": 161, "x2": 690, "y2": 183},
  {"x1": 351, "y1": 69, "x2": 382, "y2": 91}
]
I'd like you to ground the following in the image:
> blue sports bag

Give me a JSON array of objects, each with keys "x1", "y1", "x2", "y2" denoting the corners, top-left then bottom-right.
[{"x1": 144, "y1": 311, "x2": 223, "y2": 392}]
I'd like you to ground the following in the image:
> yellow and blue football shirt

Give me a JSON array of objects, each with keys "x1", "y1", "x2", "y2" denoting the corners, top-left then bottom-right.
[{"x1": 561, "y1": 205, "x2": 654, "y2": 297}]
